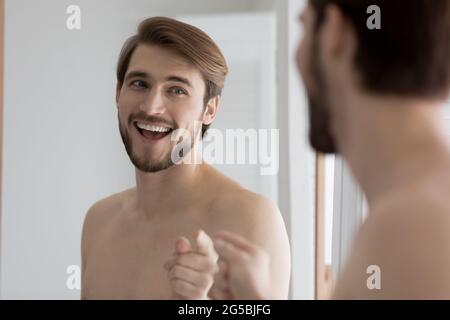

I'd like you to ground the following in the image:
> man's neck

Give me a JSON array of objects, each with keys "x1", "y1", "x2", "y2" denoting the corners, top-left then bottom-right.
[
  {"x1": 133, "y1": 151, "x2": 206, "y2": 220},
  {"x1": 335, "y1": 93, "x2": 450, "y2": 207}
]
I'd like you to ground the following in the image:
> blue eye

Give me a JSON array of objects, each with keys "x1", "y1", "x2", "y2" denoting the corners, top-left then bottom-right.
[{"x1": 170, "y1": 87, "x2": 187, "y2": 96}]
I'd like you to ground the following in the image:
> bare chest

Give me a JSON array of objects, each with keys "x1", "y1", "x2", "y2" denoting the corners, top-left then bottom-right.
[{"x1": 83, "y1": 215, "x2": 215, "y2": 299}]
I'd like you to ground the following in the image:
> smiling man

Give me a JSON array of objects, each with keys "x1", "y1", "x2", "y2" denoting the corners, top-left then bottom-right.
[{"x1": 80, "y1": 17, "x2": 290, "y2": 300}]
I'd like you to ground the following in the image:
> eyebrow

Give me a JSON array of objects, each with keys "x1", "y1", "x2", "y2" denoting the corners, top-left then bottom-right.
[
  {"x1": 166, "y1": 76, "x2": 192, "y2": 88},
  {"x1": 124, "y1": 71, "x2": 192, "y2": 87},
  {"x1": 125, "y1": 71, "x2": 148, "y2": 81}
]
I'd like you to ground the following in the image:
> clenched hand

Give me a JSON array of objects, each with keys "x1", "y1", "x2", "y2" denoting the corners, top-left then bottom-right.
[{"x1": 164, "y1": 230, "x2": 219, "y2": 299}]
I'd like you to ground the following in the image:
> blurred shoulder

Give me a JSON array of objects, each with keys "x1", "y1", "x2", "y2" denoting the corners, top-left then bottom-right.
[{"x1": 334, "y1": 186, "x2": 450, "y2": 299}]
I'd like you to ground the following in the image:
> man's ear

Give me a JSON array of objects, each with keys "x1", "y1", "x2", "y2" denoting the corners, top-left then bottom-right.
[
  {"x1": 115, "y1": 82, "x2": 122, "y2": 108},
  {"x1": 202, "y1": 95, "x2": 221, "y2": 126},
  {"x1": 320, "y1": 4, "x2": 355, "y2": 62}
]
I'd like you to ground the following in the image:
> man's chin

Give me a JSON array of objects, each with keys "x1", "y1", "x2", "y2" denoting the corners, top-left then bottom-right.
[
  {"x1": 309, "y1": 131, "x2": 337, "y2": 154},
  {"x1": 129, "y1": 153, "x2": 175, "y2": 173},
  {"x1": 134, "y1": 161, "x2": 175, "y2": 173},
  {"x1": 307, "y1": 99, "x2": 337, "y2": 154}
]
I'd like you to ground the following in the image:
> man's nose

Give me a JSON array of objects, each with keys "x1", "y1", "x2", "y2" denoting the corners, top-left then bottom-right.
[{"x1": 140, "y1": 88, "x2": 165, "y2": 115}]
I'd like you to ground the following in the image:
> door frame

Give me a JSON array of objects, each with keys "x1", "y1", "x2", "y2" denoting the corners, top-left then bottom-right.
[{"x1": 331, "y1": 157, "x2": 367, "y2": 278}]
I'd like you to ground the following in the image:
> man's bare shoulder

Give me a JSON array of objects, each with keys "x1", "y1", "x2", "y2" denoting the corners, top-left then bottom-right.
[
  {"x1": 203, "y1": 166, "x2": 287, "y2": 246},
  {"x1": 213, "y1": 187, "x2": 281, "y2": 224},
  {"x1": 82, "y1": 188, "x2": 135, "y2": 240},
  {"x1": 205, "y1": 167, "x2": 276, "y2": 217},
  {"x1": 86, "y1": 189, "x2": 133, "y2": 218},
  {"x1": 334, "y1": 186, "x2": 450, "y2": 299}
]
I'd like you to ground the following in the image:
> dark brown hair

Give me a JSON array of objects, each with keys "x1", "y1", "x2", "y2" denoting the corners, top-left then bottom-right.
[
  {"x1": 117, "y1": 17, "x2": 229, "y2": 137},
  {"x1": 310, "y1": 0, "x2": 450, "y2": 100}
]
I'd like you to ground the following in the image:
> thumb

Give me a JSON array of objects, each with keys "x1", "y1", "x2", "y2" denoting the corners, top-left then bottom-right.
[
  {"x1": 175, "y1": 236, "x2": 192, "y2": 255},
  {"x1": 195, "y1": 230, "x2": 218, "y2": 261}
]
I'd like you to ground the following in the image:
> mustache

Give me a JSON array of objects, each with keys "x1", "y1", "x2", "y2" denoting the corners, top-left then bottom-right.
[{"x1": 128, "y1": 111, "x2": 176, "y2": 128}]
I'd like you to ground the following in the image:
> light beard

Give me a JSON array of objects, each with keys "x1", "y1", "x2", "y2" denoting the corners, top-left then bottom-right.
[
  {"x1": 307, "y1": 94, "x2": 337, "y2": 154},
  {"x1": 307, "y1": 39, "x2": 337, "y2": 154},
  {"x1": 118, "y1": 117, "x2": 198, "y2": 173}
]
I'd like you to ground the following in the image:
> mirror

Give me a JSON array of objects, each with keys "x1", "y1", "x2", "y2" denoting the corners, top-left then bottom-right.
[{"x1": 0, "y1": 0, "x2": 319, "y2": 299}]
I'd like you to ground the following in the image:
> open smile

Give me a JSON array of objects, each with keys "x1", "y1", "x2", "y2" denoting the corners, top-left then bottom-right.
[{"x1": 134, "y1": 121, "x2": 174, "y2": 142}]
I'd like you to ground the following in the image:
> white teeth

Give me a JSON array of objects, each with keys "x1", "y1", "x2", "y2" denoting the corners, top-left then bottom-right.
[{"x1": 136, "y1": 122, "x2": 171, "y2": 133}]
